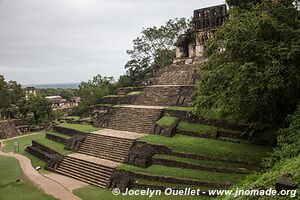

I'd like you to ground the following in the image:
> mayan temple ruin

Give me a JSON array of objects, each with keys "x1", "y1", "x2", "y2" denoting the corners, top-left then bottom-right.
[{"x1": 1, "y1": 4, "x2": 282, "y2": 199}]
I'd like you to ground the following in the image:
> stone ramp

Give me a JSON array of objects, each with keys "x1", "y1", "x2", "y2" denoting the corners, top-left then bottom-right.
[{"x1": 55, "y1": 154, "x2": 115, "y2": 188}]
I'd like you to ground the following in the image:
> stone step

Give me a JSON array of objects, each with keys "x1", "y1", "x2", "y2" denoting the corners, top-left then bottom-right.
[
  {"x1": 60, "y1": 159, "x2": 114, "y2": 175},
  {"x1": 63, "y1": 156, "x2": 114, "y2": 171},
  {"x1": 55, "y1": 168, "x2": 107, "y2": 188},
  {"x1": 59, "y1": 162, "x2": 112, "y2": 178},
  {"x1": 83, "y1": 138, "x2": 134, "y2": 146},
  {"x1": 80, "y1": 146, "x2": 129, "y2": 156},
  {"x1": 80, "y1": 142, "x2": 132, "y2": 151},
  {"x1": 77, "y1": 151, "x2": 125, "y2": 163}
]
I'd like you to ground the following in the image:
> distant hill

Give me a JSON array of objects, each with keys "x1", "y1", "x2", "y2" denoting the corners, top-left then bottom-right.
[{"x1": 23, "y1": 83, "x2": 80, "y2": 89}]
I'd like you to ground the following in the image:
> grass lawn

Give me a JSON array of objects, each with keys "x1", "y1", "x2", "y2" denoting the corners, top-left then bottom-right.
[
  {"x1": 34, "y1": 137, "x2": 72, "y2": 155},
  {"x1": 0, "y1": 156, "x2": 56, "y2": 200},
  {"x1": 58, "y1": 123, "x2": 101, "y2": 133},
  {"x1": 178, "y1": 122, "x2": 218, "y2": 135},
  {"x1": 1, "y1": 133, "x2": 48, "y2": 173},
  {"x1": 74, "y1": 186, "x2": 211, "y2": 200},
  {"x1": 47, "y1": 132, "x2": 71, "y2": 139},
  {"x1": 1, "y1": 133, "x2": 71, "y2": 173},
  {"x1": 134, "y1": 179, "x2": 216, "y2": 190},
  {"x1": 118, "y1": 164, "x2": 245, "y2": 184},
  {"x1": 127, "y1": 91, "x2": 141, "y2": 96},
  {"x1": 166, "y1": 107, "x2": 195, "y2": 112},
  {"x1": 152, "y1": 154, "x2": 257, "y2": 171},
  {"x1": 139, "y1": 135, "x2": 271, "y2": 163},
  {"x1": 156, "y1": 117, "x2": 178, "y2": 128}
]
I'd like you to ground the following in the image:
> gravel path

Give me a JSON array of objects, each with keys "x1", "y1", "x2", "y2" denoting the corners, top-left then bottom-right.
[{"x1": 0, "y1": 143, "x2": 82, "y2": 200}]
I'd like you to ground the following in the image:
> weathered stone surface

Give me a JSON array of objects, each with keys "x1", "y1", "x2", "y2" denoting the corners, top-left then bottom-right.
[
  {"x1": 132, "y1": 86, "x2": 195, "y2": 107},
  {"x1": 275, "y1": 177, "x2": 297, "y2": 191},
  {"x1": 0, "y1": 120, "x2": 19, "y2": 139},
  {"x1": 125, "y1": 142, "x2": 171, "y2": 168},
  {"x1": 45, "y1": 154, "x2": 64, "y2": 170},
  {"x1": 107, "y1": 171, "x2": 133, "y2": 192},
  {"x1": 93, "y1": 107, "x2": 163, "y2": 134},
  {"x1": 141, "y1": 63, "x2": 200, "y2": 86},
  {"x1": 65, "y1": 135, "x2": 87, "y2": 151}
]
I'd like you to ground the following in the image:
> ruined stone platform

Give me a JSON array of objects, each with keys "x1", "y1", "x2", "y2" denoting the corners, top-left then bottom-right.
[
  {"x1": 91, "y1": 129, "x2": 145, "y2": 140},
  {"x1": 68, "y1": 153, "x2": 120, "y2": 168}
]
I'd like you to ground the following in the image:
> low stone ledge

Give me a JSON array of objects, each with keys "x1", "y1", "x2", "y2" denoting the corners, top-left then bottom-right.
[
  {"x1": 152, "y1": 158, "x2": 252, "y2": 174},
  {"x1": 119, "y1": 170, "x2": 231, "y2": 189},
  {"x1": 52, "y1": 125, "x2": 85, "y2": 137},
  {"x1": 169, "y1": 151, "x2": 255, "y2": 166},
  {"x1": 46, "y1": 133, "x2": 68, "y2": 145}
]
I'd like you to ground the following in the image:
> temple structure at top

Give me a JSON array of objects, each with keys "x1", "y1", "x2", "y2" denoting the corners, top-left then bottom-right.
[{"x1": 174, "y1": 4, "x2": 227, "y2": 62}]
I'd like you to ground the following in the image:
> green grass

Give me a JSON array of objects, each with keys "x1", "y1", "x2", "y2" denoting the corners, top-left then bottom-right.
[
  {"x1": 34, "y1": 137, "x2": 72, "y2": 155},
  {"x1": 74, "y1": 186, "x2": 211, "y2": 200},
  {"x1": 1, "y1": 133, "x2": 71, "y2": 173},
  {"x1": 47, "y1": 132, "x2": 71, "y2": 139},
  {"x1": 139, "y1": 135, "x2": 271, "y2": 163},
  {"x1": 63, "y1": 116, "x2": 80, "y2": 120},
  {"x1": 134, "y1": 179, "x2": 216, "y2": 190},
  {"x1": 118, "y1": 164, "x2": 245, "y2": 184},
  {"x1": 156, "y1": 117, "x2": 179, "y2": 128},
  {"x1": 2, "y1": 133, "x2": 48, "y2": 173},
  {"x1": 178, "y1": 122, "x2": 218, "y2": 135},
  {"x1": 152, "y1": 154, "x2": 257, "y2": 171},
  {"x1": 0, "y1": 156, "x2": 56, "y2": 200},
  {"x1": 58, "y1": 123, "x2": 101, "y2": 133},
  {"x1": 166, "y1": 107, "x2": 196, "y2": 112},
  {"x1": 127, "y1": 91, "x2": 141, "y2": 96}
]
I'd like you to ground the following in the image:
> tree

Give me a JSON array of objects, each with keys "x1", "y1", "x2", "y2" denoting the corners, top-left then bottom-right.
[
  {"x1": 0, "y1": 75, "x2": 10, "y2": 109},
  {"x1": 19, "y1": 94, "x2": 52, "y2": 123},
  {"x1": 8, "y1": 81, "x2": 24, "y2": 105},
  {"x1": 194, "y1": 0, "x2": 300, "y2": 125},
  {"x1": 78, "y1": 75, "x2": 113, "y2": 107},
  {"x1": 123, "y1": 18, "x2": 189, "y2": 86}
]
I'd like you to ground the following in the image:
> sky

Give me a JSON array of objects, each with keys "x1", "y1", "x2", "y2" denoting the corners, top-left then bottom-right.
[{"x1": 0, "y1": 0, "x2": 224, "y2": 85}]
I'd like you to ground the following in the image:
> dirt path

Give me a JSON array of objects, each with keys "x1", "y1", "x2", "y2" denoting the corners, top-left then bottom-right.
[{"x1": 0, "y1": 143, "x2": 82, "y2": 200}]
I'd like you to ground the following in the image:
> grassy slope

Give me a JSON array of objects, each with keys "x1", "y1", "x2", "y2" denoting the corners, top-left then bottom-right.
[
  {"x1": 156, "y1": 117, "x2": 178, "y2": 127},
  {"x1": 118, "y1": 164, "x2": 245, "y2": 184},
  {"x1": 58, "y1": 123, "x2": 100, "y2": 133},
  {"x1": 152, "y1": 154, "x2": 257, "y2": 171},
  {"x1": 140, "y1": 135, "x2": 271, "y2": 163},
  {"x1": 47, "y1": 132, "x2": 71, "y2": 139},
  {"x1": 74, "y1": 186, "x2": 211, "y2": 200},
  {"x1": 0, "y1": 156, "x2": 56, "y2": 200},
  {"x1": 2, "y1": 133, "x2": 71, "y2": 173},
  {"x1": 177, "y1": 122, "x2": 218, "y2": 134}
]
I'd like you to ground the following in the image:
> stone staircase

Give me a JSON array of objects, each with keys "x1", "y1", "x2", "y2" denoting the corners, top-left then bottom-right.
[
  {"x1": 143, "y1": 63, "x2": 200, "y2": 86},
  {"x1": 55, "y1": 155, "x2": 114, "y2": 188},
  {"x1": 106, "y1": 107, "x2": 163, "y2": 134},
  {"x1": 77, "y1": 134, "x2": 135, "y2": 162},
  {"x1": 132, "y1": 85, "x2": 195, "y2": 107}
]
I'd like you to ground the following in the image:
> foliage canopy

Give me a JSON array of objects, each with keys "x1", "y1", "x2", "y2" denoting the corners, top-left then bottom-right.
[{"x1": 194, "y1": 1, "x2": 300, "y2": 125}]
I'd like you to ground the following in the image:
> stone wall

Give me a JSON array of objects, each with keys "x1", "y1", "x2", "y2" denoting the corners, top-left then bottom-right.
[
  {"x1": 0, "y1": 120, "x2": 19, "y2": 139},
  {"x1": 142, "y1": 62, "x2": 200, "y2": 86},
  {"x1": 132, "y1": 86, "x2": 195, "y2": 107}
]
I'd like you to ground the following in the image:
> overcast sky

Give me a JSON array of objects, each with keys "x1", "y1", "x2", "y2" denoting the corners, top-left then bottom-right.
[{"x1": 0, "y1": 0, "x2": 224, "y2": 84}]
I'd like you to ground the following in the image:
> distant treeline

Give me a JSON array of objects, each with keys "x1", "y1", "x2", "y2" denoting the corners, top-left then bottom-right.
[{"x1": 38, "y1": 88, "x2": 79, "y2": 100}]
